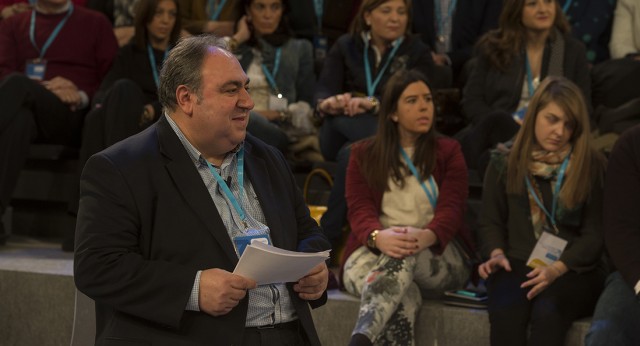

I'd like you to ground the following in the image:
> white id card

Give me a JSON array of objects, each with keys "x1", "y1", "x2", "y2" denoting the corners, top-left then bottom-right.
[
  {"x1": 526, "y1": 232, "x2": 568, "y2": 269},
  {"x1": 269, "y1": 94, "x2": 288, "y2": 111}
]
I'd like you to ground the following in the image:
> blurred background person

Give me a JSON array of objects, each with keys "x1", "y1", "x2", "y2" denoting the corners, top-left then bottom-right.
[
  {"x1": 179, "y1": 0, "x2": 241, "y2": 36},
  {"x1": 460, "y1": 0, "x2": 591, "y2": 176},
  {"x1": 226, "y1": 0, "x2": 320, "y2": 161}
]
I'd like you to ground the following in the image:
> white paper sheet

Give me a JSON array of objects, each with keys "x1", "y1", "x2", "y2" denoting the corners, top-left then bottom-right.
[{"x1": 233, "y1": 241, "x2": 330, "y2": 285}]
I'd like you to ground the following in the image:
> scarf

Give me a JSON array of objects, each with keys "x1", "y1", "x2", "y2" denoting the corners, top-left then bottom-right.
[{"x1": 527, "y1": 146, "x2": 571, "y2": 238}]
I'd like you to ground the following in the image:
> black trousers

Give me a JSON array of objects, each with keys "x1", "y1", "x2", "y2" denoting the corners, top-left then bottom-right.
[
  {"x1": 0, "y1": 73, "x2": 84, "y2": 211},
  {"x1": 461, "y1": 111, "x2": 519, "y2": 172},
  {"x1": 487, "y1": 258, "x2": 605, "y2": 346},
  {"x1": 242, "y1": 320, "x2": 310, "y2": 346},
  {"x1": 69, "y1": 79, "x2": 148, "y2": 215}
]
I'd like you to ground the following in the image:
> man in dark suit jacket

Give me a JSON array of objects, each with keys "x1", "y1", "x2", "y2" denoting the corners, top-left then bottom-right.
[{"x1": 74, "y1": 35, "x2": 331, "y2": 346}]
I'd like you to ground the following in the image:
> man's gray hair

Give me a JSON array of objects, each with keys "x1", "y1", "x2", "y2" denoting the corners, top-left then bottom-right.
[{"x1": 158, "y1": 35, "x2": 228, "y2": 112}]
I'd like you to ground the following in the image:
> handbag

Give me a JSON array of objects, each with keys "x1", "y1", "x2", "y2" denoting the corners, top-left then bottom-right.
[{"x1": 303, "y1": 167, "x2": 333, "y2": 225}]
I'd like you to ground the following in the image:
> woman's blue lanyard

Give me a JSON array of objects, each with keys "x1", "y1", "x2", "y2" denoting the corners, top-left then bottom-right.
[
  {"x1": 400, "y1": 147, "x2": 438, "y2": 209},
  {"x1": 313, "y1": 0, "x2": 324, "y2": 33},
  {"x1": 562, "y1": 0, "x2": 572, "y2": 13},
  {"x1": 29, "y1": 3, "x2": 74, "y2": 59},
  {"x1": 147, "y1": 43, "x2": 169, "y2": 88},
  {"x1": 364, "y1": 36, "x2": 404, "y2": 97},
  {"x1": 524, "y1": 153, "x2": 571, "y2": 230},
  {"x1": 434, "y1": 0, "x2": 458, "y2": 37},
  {"x1": 206, "y1": 148, "x2": 247, "y2": 227},
  {"x1": 208, "y1": 0, "x2": 228, "y2": 21},
  {"x1": 260, "y1": 47, "x2": 282, "y2": 97},
  {"x1": 525, "y1": 53, "x2": 535, "y2": 98}
]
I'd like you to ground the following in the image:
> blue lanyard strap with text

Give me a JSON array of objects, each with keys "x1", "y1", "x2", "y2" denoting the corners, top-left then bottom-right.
[
  {"x1": 525, "y1": 53, "x2": 535, "y2": 98},
  {"x1": 208, "y1": 0, "x2": 228, "y2": 21},
  {"x1": 434, "y1": 0, "x2": 458, "y2": 36},
  {"x1": 29, "y1": 3, "x2": 74, "y2": 59},
  {"x1": 364, "y1": 37, "x2": 403, "y2": 97},
  {"x1": 400, "y1": 147, "x2": 438, "y2": 209},
  {"x1": 261, "y1": 47, "x2": 282, "y2": 96},
  {"x1": 313, "y1": 0, "x2": 324, "y2": 33},
  {"x1": 147, "y1": 43, "x2": 169, "y2": 88},
  {"x1": 524, "y1": 153, "x2": 570, "y2": 228},
  {"x1": 206, "y1": 147, "x2": 246, "y2": 223}
]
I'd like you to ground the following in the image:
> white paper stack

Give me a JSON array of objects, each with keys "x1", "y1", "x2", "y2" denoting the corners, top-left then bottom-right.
[{"x1": 233, "y1": 241, "x2": 330, "y2": 285}]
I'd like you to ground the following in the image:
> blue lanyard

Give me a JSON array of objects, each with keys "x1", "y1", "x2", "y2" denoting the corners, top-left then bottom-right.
[
  {"x1": 208, "y1": 0, "x2": 228, "y2": 20},
  {"x1": 29, "y1": 3, "x2": 74, "y2": 59},
  {"x1": 206, "y1": 148, "x2": 246, "y2": 225},
  {"x1": 313, "y1": 0, "x2": 324, "y2": 33},
  {"x1": 364, "y1": 37, "x2": 403, "y2": 97},
  {"x1": 524, "y1": 153, "x2": 571, "y2": 228},
  {"x1": 562, "y1": 0, "x2": 572, "y2": 13},
  {"x1": 260, "y1": 47, "x2": 282, "y2": 96},
  {"x1": 146, "y1": 43, "x2": 169, "y2": 88},
  {"x1": 400, "y1": 147, "x2": 438, "y2": 209},
  {"x1": 524, "y1": 53, "x2": 536, "y2": 98},
  {"x1": 434, "y1": 0, "x2": 458, "y2": 36}
]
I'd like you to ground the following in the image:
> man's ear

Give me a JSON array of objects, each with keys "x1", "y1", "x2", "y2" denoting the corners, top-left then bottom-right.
[{"x1": 176, "y1": 85, "x2": 195, "y2": 116}]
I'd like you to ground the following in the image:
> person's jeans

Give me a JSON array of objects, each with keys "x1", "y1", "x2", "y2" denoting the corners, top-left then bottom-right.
[
  {"x1": 585, "y1": 271, "x2": 640, "y2": 346},
  {"x1": 319, "y1": 114, "x2": 377, "y2": 248}
]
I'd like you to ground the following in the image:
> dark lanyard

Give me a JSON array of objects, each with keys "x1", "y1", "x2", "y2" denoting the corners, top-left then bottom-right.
[
  {"x1": 364, "y1": 37, "x2": 403, "y2": 97},
  {"x1": 146, "y1": 43, "x2": 169, "y2": 88},
  {"x1": 29, "y1": 3, "x2": 74, "y2": 59},
  {"x1": 524, "y1": 153, "x2": 570, "y2": 230},
  {"x1": 260, "y1": 47, "x2": 282, "y2": 97},
  {"x1": 400, "y1": 147, "x2": 438, "y2": 209},
  {"x1": 434, "y1": 0, "x2": 458, "y2": 37},
  {"x1": 208, "y1": 0, "x2": 228, "y2": 20},
  {"x1": 206, "y1": 147, "x2": 247, "y2": 226},
  {"x1": 562, "y1": 0, "x2": 573, "y2": 13}
]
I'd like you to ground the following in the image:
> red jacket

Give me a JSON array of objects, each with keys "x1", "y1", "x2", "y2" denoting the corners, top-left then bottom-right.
[{"x1": 341, "y1": 136, "x2": 475, "y2": 276}]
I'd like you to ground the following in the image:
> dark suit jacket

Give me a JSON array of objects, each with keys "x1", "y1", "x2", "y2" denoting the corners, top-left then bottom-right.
[
  {"x1": 412, "y1": 0, "x2": 502, "y2": 72},
  {"x1": 74, "y1": 116, "x2": 331, "y2": 346}
]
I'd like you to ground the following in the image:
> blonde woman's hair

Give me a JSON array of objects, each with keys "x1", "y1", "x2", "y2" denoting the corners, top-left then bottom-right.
[{"x1": 506, "y1": 76, "x2": 603, "y2": 208}]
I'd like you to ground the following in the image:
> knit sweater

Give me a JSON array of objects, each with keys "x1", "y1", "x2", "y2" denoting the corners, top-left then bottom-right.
[{"x1": 0, "y1": 5, "x2": 117, "y2": 98}]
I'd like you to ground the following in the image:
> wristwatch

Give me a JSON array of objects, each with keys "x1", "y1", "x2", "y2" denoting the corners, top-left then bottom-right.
[{"x1": 367, "y1": 230, "x2": 379, "y2": 249}]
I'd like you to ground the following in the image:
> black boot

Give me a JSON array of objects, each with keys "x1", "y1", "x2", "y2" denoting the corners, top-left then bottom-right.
[
  {"x1": 0, "y1": 206, "x2": 7, "y2": 246},
  {"x1": 348, "y1": 333, "x2": 373, "y2": 346}
]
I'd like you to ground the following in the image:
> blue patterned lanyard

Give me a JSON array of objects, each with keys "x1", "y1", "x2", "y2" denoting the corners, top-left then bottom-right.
[
  {"x1": 525, "y1": 53, "x2": 536, "y2": 98},
  {"x1": 146, "y1": 43, "x2": 169, "y2": 88},
  {"x1": 208, "y1": 0, "x2": 228, "y2": 20},
  {"x1": 562, "y1": 0, "x2": 572, "y2": 13},
  {"x1": 434, "y1": 0, "x2": 458, "y2": 37},
  {"x1": 206, "y1": 147, "x2": 247, "y2": 226},
  {"x1": 313, "y1": 0, "x2": 324, "y2": 33},
  {"x1": 260, "y1": 47, "x2": 282, "y2": 97},
  {"x1": 524, "y1": 153, "x2": 571, "y2": 229},
  {"x1": 400, "y1": 147, "x2": 438, "y2": 209},
  {"x1": 364, "y1": 36, "x2": 404, "y2": 97},
  {"x1": 29, "y1": 2, "x2": 74, "y2": 59}
]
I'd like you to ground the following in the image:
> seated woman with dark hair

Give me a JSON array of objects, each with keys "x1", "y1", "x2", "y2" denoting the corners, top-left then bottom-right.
[
  {"x1": 342, "y1": 69, "x2": 473, "y2": 346},
  {"x1": 478, "y1": 76, "x2": 606, "y2": 346},
  {"x1": 225, "y1": 0, "x2": 319, "y2": 160},
  {"x1": 460, "y1": 0, "x2": 591, "y2": 174},
  {"x1": 315, "y1": 0, "x2": 440, "y2": 253}
]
